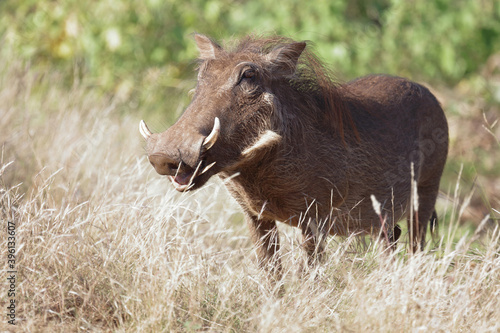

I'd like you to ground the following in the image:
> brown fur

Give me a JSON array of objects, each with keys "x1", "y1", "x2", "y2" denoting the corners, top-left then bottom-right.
[{"x1": 145, "y1": 34, "x2": 449, "y2": 277}]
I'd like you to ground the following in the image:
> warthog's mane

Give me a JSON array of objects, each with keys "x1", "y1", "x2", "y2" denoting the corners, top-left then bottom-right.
[{"x1": 231, "y1": 35, "x2": 358, "y2": 141}]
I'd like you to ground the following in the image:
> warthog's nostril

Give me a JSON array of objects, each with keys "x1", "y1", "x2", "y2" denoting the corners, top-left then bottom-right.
[{"x1": 148, "y1": 153, "x2": 177, "y2": 176}]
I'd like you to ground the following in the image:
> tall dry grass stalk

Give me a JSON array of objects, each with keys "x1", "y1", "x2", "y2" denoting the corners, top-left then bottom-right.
[{"x1": 1, "y1": 64, "x2": 499, "y2": 332}]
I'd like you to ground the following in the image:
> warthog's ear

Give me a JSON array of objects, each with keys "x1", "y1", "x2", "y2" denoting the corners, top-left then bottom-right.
[
  {"x1": 194, "y1": 34, "x2": 223, "y2": 60},
  {"x1": 265, "y1": 42, "x2": 306, "y2": 77}
]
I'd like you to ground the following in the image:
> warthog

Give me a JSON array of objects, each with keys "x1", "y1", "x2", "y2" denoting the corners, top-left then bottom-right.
[{"x1": 140, "y1": 34, "x2": 448, "y2": 275}]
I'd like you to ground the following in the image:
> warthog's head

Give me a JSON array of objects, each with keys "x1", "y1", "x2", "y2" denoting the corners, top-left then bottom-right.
[{"x1": 140, "y1": 34, "x2": 306, "y2": 191}]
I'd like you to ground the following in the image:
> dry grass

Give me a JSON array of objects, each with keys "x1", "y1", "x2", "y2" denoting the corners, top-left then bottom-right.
[{"x1": 1, "y1": 64, "x2": 499, "y2": 332}]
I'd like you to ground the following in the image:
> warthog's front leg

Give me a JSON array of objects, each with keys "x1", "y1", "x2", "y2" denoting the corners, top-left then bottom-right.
[
  {"x1": 246, "y1": 214, "x2": 282, "y2": 280},
  {"x1": 300, "y1": 218, "x2": 326, "y2": 266}
]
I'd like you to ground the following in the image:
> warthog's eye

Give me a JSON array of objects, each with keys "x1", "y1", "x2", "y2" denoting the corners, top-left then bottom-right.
[
  {"x1": 238, "y1": 68, "x2": 256, "y2": 85},
  {"x1": 243, "y1": 69, "x2": 255, "y2": 79}
]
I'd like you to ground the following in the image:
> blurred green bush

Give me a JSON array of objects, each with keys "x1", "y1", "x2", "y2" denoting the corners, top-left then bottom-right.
[{"x1": 1, "y1": 0, "x2": 499, "y2": 115}]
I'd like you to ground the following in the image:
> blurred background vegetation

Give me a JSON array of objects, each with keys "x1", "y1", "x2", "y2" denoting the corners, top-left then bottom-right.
[
  {"x1": 1, "y1": 0, "x2": 499, "y2": 224},
  {"x1": 2, "y1": 0, "x2": 499, "y2": 108}
]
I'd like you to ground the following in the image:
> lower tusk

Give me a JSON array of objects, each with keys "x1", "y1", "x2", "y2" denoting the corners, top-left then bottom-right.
[
  {"x1": 139, "y1": 120, "x2": 153, "y2": 140},
  {"x1": 202, "y1": 117, "x2": 220, "y2": 150},
  {"x1": 186, "y1": 160, "x2": 203, "y2": 191},
  {"x1": 200, "y1": 161, "x2": 216, "y2": 174}
]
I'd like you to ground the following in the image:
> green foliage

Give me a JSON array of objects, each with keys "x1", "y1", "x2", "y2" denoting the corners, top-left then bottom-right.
[{"x1": 2, "y1": 0, "x2": 499, "y2": 93}]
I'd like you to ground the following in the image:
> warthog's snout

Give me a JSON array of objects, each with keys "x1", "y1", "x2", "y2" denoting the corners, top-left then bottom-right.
[
  {"x1": 148, "y1": 153, "x2": 177, "y2": 176},
  {"x1": 140, "y1": 117, "x2": 220, "y2": 192}
]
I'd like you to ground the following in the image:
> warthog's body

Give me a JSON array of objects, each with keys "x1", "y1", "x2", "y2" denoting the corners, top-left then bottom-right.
[{"x1": 141, "y1": 35, "x2": 448, "y2": 274}]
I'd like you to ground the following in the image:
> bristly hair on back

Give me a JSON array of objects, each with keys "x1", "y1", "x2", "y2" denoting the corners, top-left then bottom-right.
[{"x1": 232, "y1": 35, "x2": 359, "y2": 143}]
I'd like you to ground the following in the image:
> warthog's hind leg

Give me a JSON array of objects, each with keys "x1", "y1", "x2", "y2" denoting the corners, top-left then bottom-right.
[
  {"x1": 389, "y1": 224, "x2": 402, "y2": 250},
  {"x1": 407, "y1": 181, "x2": 440, "y2": 252}
]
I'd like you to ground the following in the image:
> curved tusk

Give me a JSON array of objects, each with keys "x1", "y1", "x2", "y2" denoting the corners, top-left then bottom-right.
[
  {"x1": 202, "y1": 117, "x2": 220, "y2": 150},
  {"x1": 200, "y1": 161, "x2": 216, "y2": 175},
  {"x1": 139, "y1": 120, "x2": 153, "y2": 140}
]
